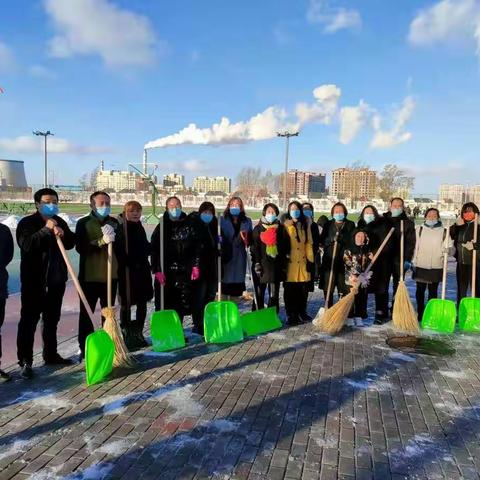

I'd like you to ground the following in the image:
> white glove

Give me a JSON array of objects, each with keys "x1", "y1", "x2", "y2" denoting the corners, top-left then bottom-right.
[
  {"x1": 462, "y1": 241, "x2": 474, "y2": 251},
  {"x1": 101, "y1": 224, "x2": 114, "y2": 236},
  {"x1": 103, "y1": 232, "x2": 115, "y2": 244}
]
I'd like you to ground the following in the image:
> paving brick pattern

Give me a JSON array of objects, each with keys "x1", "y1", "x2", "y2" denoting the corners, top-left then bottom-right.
[{"x1": 1, "y1": 305, "x2": 480, "y2": 480}]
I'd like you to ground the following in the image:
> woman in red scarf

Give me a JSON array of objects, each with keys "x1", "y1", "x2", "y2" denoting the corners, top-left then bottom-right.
[{"x1": 251, "y1": 203, "x2": 288, "y2": 312}]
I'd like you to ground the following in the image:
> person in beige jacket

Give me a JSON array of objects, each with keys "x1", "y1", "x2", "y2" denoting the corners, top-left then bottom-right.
[
  {"x1": 413, "y1": 208, "x2": 453, "y2": 319},
  {"x1": 282, "y1": 201, "x2": 314, "y2": 325}
]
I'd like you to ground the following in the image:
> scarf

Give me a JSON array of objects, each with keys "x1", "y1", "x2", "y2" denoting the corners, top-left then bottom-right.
[{"x1": 260, "y1": 223, "x2": 278, "y2": 258}]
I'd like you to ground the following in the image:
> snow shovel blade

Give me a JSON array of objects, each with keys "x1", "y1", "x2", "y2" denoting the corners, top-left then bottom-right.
[
  {"x1": 459, "y1": 298, "x2": 480, "y2": 332},
  {"x1": 85, "y1": 329, "x2": 114, "y2": 386},
  {"x1": 204, "y1": 301, "x2": 243, "y2": 344},
  {"x1": 241, "y1": 307, "x2": 282, "y2": 336},
  {"x1": 421, "y1": 299, "x2": 456, "y2": 333},
  {"x1": 150, "y1": 310, "x2": 186, "y2": 352}
]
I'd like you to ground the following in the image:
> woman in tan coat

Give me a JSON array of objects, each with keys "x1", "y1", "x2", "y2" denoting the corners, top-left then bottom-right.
[{"x1": 283, "y1": 201, "x2": 314, "y2": 325}]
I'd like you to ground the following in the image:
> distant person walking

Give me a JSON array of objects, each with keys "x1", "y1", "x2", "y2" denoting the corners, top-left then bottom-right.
[
  {"x1": 0, "y1": 223, "x2": 14, "y2": 382},
  {"x1": 16, "y1": 188, "x2": 75, "y2": 379}
]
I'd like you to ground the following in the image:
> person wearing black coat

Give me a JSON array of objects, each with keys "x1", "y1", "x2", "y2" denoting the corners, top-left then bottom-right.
[
  {"x1": 449, "y1": 202, "x2": 480, "y2": 307},
  {"x1": 319, "y1": 203, "x2": 355, "y2": 307},
  {"x1": 383, "y1": 197, "x2": 416, "y2": 308},
  {"x1": 116, "y1": 202, "x2": 153, "y2": 350},
  {"x1": 151, "y1": 197, "x2": 203, "y2": 323},
  {"x1": 357, "y1": 205, "x2": 393, "y2": 323},
  {"x1": 0, "y1": 223, "x2": 14, "y2": 381},
  {"x1": 251, "y1": 203, "x2": 288, "y2": 312},
  {"x1": 16, "y1": 188, "x2": 75, "y2": 379},
  {"x1": 302, "y1": 202, "x2": 320, "y2": 295},
  {"x1": 189, "y1": 202, "x2": 219, "y2": 336}
]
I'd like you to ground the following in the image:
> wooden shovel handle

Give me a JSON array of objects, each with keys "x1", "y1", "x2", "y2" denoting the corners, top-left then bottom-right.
[
  {"x1": 217, "y1": 213, "x2": 222, "y2": 301},
  {"x1": 107, "y1": 242, "x2": 113, "y2": 308},
  {"x1": 56, "y1": 236, "x2": 96, "y2": 325},
  {"x1": 473, "y1": 214, "x2": 478, "y2": 297},
  {"x1": 160, "y1": 217, "x2": 165, "y2": 310}
]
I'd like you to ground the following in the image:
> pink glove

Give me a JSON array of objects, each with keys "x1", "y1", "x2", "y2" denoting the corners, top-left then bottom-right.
[
  {"x1": 191, "y1": 266, "x2": 200, "y2": 281},
  {"x1": 155, "y1": 272, "x2": 166, "y2": 285}
]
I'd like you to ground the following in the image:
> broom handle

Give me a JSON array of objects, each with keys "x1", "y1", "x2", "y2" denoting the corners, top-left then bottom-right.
[
  {"x1": 472, "y1": 214, "x2": 478, "y2": 298},
  {"x1": 160, "y1": 217, "x2": 165, "y2": 310},
  {"x1": 123, "y1": 216, "x2": 131, "y2": 309},
  {"x1": 107, "y1": 242, "x2": 113, "y2": 309},
  {"x1": 441, "y1": 222, "x2": 449, "y2": 300},
  {"x1": 56, "y1": 236, "x2": 96, "y2": 325},
  {"x1": 217, "y1": 213, "x2": 222, "y2": 301},
  {"x1": 325, "y1": 235, "x2": 339, "y2": 309},
  {"x1": 400, "y1": 220, "x2": 405, "y2": 278},
  {"x1": 364, "y1": 227, "x2": 395, "y2": 275}
]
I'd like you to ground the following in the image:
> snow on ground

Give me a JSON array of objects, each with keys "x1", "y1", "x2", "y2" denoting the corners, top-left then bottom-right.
[
  {"x1": 389, "y1": 351, "x2": 416, "y2": 362},
  {"x1": 439, "y1": 370, "x2": 468, "y2": 380}
]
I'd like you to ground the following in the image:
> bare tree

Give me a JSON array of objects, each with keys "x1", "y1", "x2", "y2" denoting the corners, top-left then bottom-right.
[{"x1": 377, "y1": 164, "x2": 414, "y2": 201}]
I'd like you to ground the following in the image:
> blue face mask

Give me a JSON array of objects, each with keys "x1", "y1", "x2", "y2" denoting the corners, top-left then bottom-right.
[
  {"x1": 229, "y1": 207, "x2": 241, "y2": 216},
  {"x1": 333, "y1": 213, "x2": 345, "y2": 222},
  {"x1": 200, "y1": 212, "x2": 213, "y2": 224},
  {"x1": 425, "y1": 219, "x2": 438, "y2": 227},
  {"x1": 96, "y1": 206, "x2": 111, "y2": 218},
  {"x1": 265, "y1": 214, "x2": 277, "y2": 224},
  {"x1": 303, "y1": 209, "x2": 313, "y2": 218},
  {"x1": 391, "y1": 208, "x2": 403, "y2": 218},
  {"x1": 39, "y1": 203, "x2": 59, "y2": 218},
  {"x1": 290, "y1": 209, "x2": 301, "y2": 219},
  {"x1": 364, "y1": 214, "x2": 375, "y2": 224},
  {"x1": 168, "y1": 207, "x2": 182, "y2": 220}
]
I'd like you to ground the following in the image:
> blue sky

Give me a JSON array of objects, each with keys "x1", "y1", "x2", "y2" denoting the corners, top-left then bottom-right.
[{"x1": 0, "y1": 0, "x2": 479, "y2": 195}]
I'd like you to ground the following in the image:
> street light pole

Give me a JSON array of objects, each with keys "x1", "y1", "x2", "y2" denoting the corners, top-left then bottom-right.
[
  {"x1": 277, "y1": 131, "x2": 299, "y2": 211},
  {"x1": 33, "y1": 130, "x2": 54, "y2": 188}
]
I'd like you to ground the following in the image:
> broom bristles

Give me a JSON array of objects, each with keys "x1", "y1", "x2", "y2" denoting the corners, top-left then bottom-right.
[
  {"x1": 102, "y1": 307, "x2": 135, "y2": 368},
  {"x1": 392, "y1": 281, "x2": 420, "y2": 334},
  {"x1": 316, "y1": 288, "x2": 357, "y2": 335}
]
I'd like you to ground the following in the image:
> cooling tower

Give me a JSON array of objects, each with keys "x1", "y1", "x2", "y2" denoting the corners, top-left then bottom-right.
[{"x1": 0, "y1": 159, "x2": 28, "y2": 190}]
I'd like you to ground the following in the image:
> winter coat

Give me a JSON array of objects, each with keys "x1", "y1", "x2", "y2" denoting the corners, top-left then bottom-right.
[
  {"x1": 383, "y1": 211, "x2": 416, "y2": 263},
  {"x1": 0, "y1": 224, "x2": 14, "y2": 299},
  {"x1": 17, "y1": 211, "x2": 75, "y2": 288},
  {"x1": 116, "y1": 214, "x2": 153, "y2": 305},
  {"x1": 413, "y1": 223, "x2": 452, "y2": 270},
  {"x1": 357, "y1": 217, "x2": 393, "y2": 294},
  {"x1": 75, "y1": 212, "x2": 120, "y2": 283},
  {"x1": 450, "y1": 221, "x2": 480, "y2": 266},
  {"x1": 251, "y1": 219, "x2": 288, "y2": 284},
  {"x1": 284, "y1": 219, "x2": 314, "y2": 283},
  {"x1": 151, "y1": 211, "x2": 203, "y2": 277},
  {"x1": 343, "y1": 244, "x2": 372, "y2": 287},
  {"x1": 308, "y1": 220, "x2": 321, "y2": 280},
  {"x1": 318, "y1": 218, "x2": 355, "y2": 289},
  {"x1": 221, "y1": 214, "x2": 252, "y2": 284},
  {"x1": 188, "y1": 211, "x2": 218, "y2": 284}
]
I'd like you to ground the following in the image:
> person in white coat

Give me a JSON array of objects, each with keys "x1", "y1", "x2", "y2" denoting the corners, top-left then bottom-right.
[{"x1": 413, "y1": 208, "x2": 453, "y2": 319}]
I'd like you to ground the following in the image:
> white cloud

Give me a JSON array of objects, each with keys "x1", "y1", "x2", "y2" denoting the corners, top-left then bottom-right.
[
  {"x1": 295, "y1": 84, "x2": 341, "y2": 126},
  {"x1": 0, "y1": 135, "x2": 112, "y2": 155},
  {"x1": 370, "y1": 96, "x2": 416, "y2": 149},
  {"x1": 44, "y1": 0, "x2": 158, "y2": 67},
  {"x1": 145, "y1": 106, "x2": 299, "y2": 149},
  {"x1": 307, "y1": 0, "x2": 362, "y2": 34},
  {"x1": 0, "y1": 41, "x2": 15, "y2": 73},
  {"x1": 29, "y1": 65, "x2": 57, "y2": 79},
  {"x1": 339, "y1": 100, "x2": 372, "y2": 144},
  {"x1": 408, "y1": 0, "x2": 480, "y2": 55}
]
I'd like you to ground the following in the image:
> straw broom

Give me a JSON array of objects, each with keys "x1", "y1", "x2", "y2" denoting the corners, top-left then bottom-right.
[
  {"x1": 317, "y1": 227, "x2": 395, "y2": 335},
  {"x1": 313, "y1": 233, "x2": 339, "y2": 326},
  {"x1": 392, "y1": 220, "x2": 420, "y2": 334},
  {"x1": 102, "y1": 241, "x2": 135, "y2": 367}
]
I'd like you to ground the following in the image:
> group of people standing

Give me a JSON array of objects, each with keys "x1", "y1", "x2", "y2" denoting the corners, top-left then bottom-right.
[{"x1": 0, "y1": 188, "x2": 479, "y2": 382}]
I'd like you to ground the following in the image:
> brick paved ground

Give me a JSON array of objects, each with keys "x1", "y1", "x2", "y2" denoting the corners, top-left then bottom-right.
[{"x1": 1, "y1": 260, "x2": 480, "y2": 480}]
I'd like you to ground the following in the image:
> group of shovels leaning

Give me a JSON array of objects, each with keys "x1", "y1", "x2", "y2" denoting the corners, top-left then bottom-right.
[{"x1": 56, "y1": 215, "x2": 480, "y2": 387}]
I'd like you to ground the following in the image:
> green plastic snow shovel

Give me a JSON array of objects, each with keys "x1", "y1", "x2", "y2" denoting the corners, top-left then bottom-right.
[
  {"x1": 421, "y1": 223, "x2": 456, "y2": 333},
  {"x1": 459, "y1": 214, "x2": 480, "y2": 332},
  {"x1": 56, "y1": 236, "x2": 114, "y2": 386},
  {"x1": 85, "y1": 329, "x2": 115, "y2": 386},
  {"x1": 204, "y1": 300, "x2": 243, "y2": 343},
  {"x1": 241, "y1": 307, "x2": 282, "y2": 336},
  {"x1": 150, "y1": 310, "x2": 186, "y2": 351}
]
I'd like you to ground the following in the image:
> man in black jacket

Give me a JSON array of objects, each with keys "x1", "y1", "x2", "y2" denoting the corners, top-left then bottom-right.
[
  {"x1": 383, "y1": 197, "x2": 416, "y2": 309},
  {"x1": 16, "y1": 188, "x2": 75, "y2": 379},
  {"x1": 0, "y1": 223, "x2": 14, "y2": 382}
]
